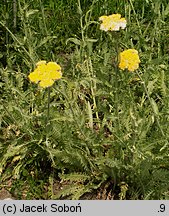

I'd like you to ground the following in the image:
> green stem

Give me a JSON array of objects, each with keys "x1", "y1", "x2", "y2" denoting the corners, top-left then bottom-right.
[
  {"x1": 45, "y1": 87, "x2": 51, "y2": 139},
  {"x1": 47, "y1": 87, "x2": 50, "y2": 125},
  {"x1": 114, "y1": 32, "x2": 120, "y2": 131},
  {"x1": 77, "y1": 0, "x2": 84, "y2": 43},
  {"x1": 45, "y1": 87, "x2": 55, "y2": 167},
  {"x1": 87, "y1": 58, "x2": 100, "y2": 128},
  {"x1": 45, "y1": 87, "x2": 50, "y2": 141}
]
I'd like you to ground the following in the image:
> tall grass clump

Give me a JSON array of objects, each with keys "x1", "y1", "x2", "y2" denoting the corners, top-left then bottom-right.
[{"x1": 1, "y1": 0, "x2": 169, "y2": 200}]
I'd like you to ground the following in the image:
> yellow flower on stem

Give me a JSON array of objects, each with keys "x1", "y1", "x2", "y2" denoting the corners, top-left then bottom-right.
[
  {"x1": 119, "y1": 49, "x2": 140, "y2": 72},
  {"x1": 28, "y1": 61, "x2": 62, "y2": 88},
  {"x1": 99, "y1": 14, "x2": 126, "y2": 31}
]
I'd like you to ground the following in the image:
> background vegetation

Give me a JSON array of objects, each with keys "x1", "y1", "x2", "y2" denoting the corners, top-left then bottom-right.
[{"x1": 1, "y1": 0, "x2": 169, "y2": 200}]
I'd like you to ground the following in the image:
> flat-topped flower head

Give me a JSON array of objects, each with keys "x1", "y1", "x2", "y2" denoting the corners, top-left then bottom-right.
[
  {"x1": 99, "y1": 13, "x2": 126, "y2": 31},
  {"x1": 119, "y1": 49, "x2": 140, "y2": 72},
  {"x1": 28, "y1": 61, "x2": 62, "y2": 88}
]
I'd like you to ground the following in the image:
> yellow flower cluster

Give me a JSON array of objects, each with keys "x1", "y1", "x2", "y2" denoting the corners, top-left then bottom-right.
[
  {"x1": 119, "y1": 49, "x2": 140, "y2": 72},
  {"x1": 28, "y1": 61, "x2": 62, "y2": 88},
  {"x1": 99, "y1": 14, "x2": 126, "y2": 31}
]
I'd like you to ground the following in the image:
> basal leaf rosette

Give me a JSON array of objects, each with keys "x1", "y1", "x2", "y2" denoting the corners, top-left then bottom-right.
[
  {"x1": 119, "y1": 49, "x2": 140, "y2": 72},
  {"x1": 99, "y1": 14, "x2": 126, "y2": 31},
  {"x1": 28, "y1": 61, "x2": 62, "y2": 88}
]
